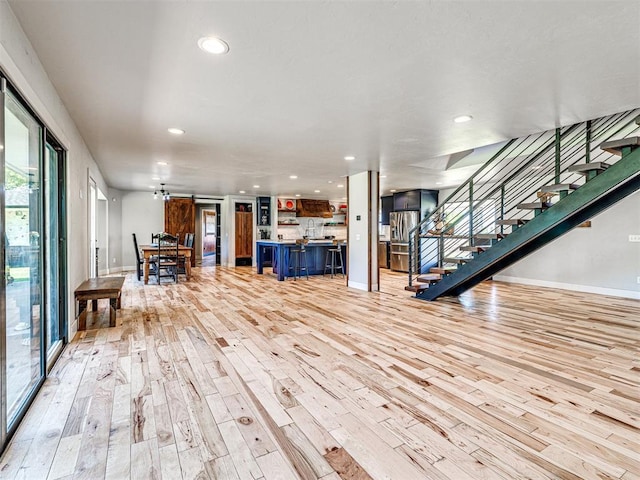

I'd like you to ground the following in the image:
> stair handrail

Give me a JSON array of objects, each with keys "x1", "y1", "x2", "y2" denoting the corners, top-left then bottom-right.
[{"x1": 407, "y1": 108, "x2": 640, "y2": 288}]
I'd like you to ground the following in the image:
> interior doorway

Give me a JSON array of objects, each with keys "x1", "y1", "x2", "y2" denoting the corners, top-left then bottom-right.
[
  {"x1": 88, "y1": 178, "x2": 108, "y2": 277},
  {"x1": 200, "y1": 205, "x2": 220, "y2": 266}
]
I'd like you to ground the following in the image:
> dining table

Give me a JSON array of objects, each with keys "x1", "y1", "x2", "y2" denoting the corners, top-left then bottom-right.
[{"x1": 139, "y1": 244, "x2": 193, "y2": 284}]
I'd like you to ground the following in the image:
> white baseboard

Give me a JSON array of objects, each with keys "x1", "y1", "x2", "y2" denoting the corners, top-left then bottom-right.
[
  {"x1": 493, "y1": 275, "x2": 640, "y2": 300},
  {"x1": 348, "y1": 280, "x2": 370, "y2": 291}
]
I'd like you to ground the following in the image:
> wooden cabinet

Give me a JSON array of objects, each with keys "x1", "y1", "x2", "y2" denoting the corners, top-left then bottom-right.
[
  {"x1": 235, "y1": 210, "x2": 253, "y2": 264},
  {"x1": 380, "y1": 195, "x2": 393, "y2": 225}
]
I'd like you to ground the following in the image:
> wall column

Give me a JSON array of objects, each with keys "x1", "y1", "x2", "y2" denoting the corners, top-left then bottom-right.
[{"x1": 347, "y1": 171, "x2": 379, "y2": 291}]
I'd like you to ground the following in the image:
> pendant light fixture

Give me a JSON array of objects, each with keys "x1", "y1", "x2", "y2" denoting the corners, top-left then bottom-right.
[{"x1": 154, "y1": 183, "x2": 170, "y2": 200}]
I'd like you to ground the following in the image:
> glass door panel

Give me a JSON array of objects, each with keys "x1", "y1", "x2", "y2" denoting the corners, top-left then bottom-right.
[
  {"x1": 4, "y1": 91, "x2": 43, "y2": 427},
  {"x1": 45, "y1": 144, "x2": 62, "y2": 365}
]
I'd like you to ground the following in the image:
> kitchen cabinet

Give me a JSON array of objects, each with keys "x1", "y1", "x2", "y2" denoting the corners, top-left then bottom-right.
[
  {"x1": 378, "y1": 241, "x2": 389, "y2": 268},
  {"x1": 380, "y1": 195, "x2": 393, "y2": 225},
  {"x1": 257, "y1": 196, "x2": 271, "y2": 226},
  {"x1": 392, "y1": 189, "x2": 439, "y2": 220}
]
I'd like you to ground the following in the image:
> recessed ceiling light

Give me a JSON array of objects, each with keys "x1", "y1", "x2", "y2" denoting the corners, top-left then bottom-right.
[
  {"x1": 289, "y1": 175, "x2": 298, "y2": 179},
  {"x1": 435, "y1": 182, "x2": 443, "y2": 185},
  {"x1": 157, "y1": 161, "x2": 168, "y2": 165},
  {"x1": 337, "y1": 184, "x2": 344, "y2": 188},
  {"x1": 380, "y1": 175, "x2": 387, "y2": 178},
  {"x1": 390, "y1": 189, "x2": 397, "y2": 192},
  {"x1": 295, "y1": 194, "x2": 301, "y2": 197},
  {"x1": 253, "y1": 185, "x2": 260, "y2": 188},
  {"x1": 168, "y1": 128, "x2": 185, "y2": 135},
  {"x1": 239, "y1": 190, "x2": 246, "y2": 194},
  {"x1": 314, "y1": 190, "x2": 320, "y2": 193},
  {"x1": 453, "y1": 115, "x2": 473, "y2": 123},
  {"x1": 327, "y1": 180, "x2": 333, "y2": 184},
  {"x1": 344, "y1": 155, "x2": 355, "y2": 161},
  {"x1": 152, "y1": 176, "x2": 160, "y2": 181},
  {"x1": 198, "y1": 36, "x2": 229, "y2": 55}
]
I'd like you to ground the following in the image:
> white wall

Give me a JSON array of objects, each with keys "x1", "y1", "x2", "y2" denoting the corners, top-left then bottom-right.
[
  {"x1": 348, "y1": 171, "x2": 379, "y2": 291},
  {"x1": 120, "y1": 191, "x2": 164, "y2": 270},
  {"x1": 108, "y1": 188, "x2": 123, "y2": 272},
  {"x1": 495, "y1": 190, "x2": 640, "y2": 298},
  {"x1": 1, "y1": 0, "x2": 112, "y2": 337}
]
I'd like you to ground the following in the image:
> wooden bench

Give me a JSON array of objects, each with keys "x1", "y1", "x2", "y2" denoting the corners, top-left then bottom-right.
[{"x1": 74, "y1": 277, "x2": 125, "y2": 330}]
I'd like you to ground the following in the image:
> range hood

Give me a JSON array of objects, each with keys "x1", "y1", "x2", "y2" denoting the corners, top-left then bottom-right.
[{"x1": 296, "y1": 199, "x2": 333, "y2": 218}]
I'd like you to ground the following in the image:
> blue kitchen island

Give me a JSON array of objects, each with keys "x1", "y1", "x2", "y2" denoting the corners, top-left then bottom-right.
[{"x1": 256, "y1": 240, "x2": 347, "y2": 281}]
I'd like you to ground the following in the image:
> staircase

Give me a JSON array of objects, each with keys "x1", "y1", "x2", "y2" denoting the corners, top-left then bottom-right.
[{"x1": 406, "y1": 109, "x2": 640, "y2": 301}]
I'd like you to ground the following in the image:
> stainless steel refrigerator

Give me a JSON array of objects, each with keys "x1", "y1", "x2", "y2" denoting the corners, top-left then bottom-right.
[{"x1": 390, "y1": 211, "x2": 419, "y2": 272}]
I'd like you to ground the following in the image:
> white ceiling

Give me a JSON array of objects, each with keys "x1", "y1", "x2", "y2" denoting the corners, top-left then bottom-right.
[{"x1": 7, "y1": 1, "x2": 640, "y2": 199}]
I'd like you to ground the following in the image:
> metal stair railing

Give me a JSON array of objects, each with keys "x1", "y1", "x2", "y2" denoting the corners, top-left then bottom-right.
[{"x1": 408, "y1": 108, "x2": 640, "y2": 288}]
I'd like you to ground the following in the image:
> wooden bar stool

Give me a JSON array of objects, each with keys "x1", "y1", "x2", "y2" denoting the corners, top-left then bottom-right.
[
  {"x1": 289, "y1": 239, "x2": 309, "y2": 280},
  {"x1": 324, "y1": 242, "x2": 344, "y2": 278}
]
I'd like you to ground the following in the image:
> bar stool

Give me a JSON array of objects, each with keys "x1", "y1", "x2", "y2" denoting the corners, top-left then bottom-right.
[
  {"x1": 289, "y1": 239, "x2": 309, "y2": 280},
  {"x1": 324, "y1": 241, "x2": 344, "y2": 278}
]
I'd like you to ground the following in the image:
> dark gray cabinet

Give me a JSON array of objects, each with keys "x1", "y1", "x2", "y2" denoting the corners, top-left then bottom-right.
[
  {"x1": 380, "y1": 195, "x2": 393, "y2": 225},
  {"x1": 257, "y1": 196, "x2": 271, "y2": 226},
  {"x1": 392, "y1": 189, "x2": 439, "y2": 219}
]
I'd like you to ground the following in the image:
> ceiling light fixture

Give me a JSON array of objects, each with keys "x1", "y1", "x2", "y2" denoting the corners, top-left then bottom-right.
[
  {"x1": 167, "y1": 128, "x2": 185, "y2": 135},
  {"x1": 289, "y1": 175, "x2": 298, "y2": 179},
  {"x1": 390, "y1": 189, "x2": 397, "y2": 192},
  {"x1": 337, "y1": 184, "x2": 344, "y2": 188},
  {"x1": 344, "y1": 155, "x2": 355, "y2": 161},
  {"x1": 327, "y1": 180, "x2": 333, "y2": 184},
  {"x1": 157, "y1": 161, "x2": 168, "y2": 166},
  {"x1": 153, "y1": 183, "x2": 170, "y2": 201},
  {"x1": 239, "y1": 190, "x2": 246, "y2": 194},
  {"x1": 314, "y1": 189, "x2": 320, "y2": 193},
  {"x1": 453, "y1": 115, "x2": 473, "y2": 123},
  {"x1": 253, "y1": 185, "x2": 260, "y2": 188},
  {"x1": 295, "y1": 194, "x2": 301, "y2": 197},
  {"x1": 198, "y1": 36, "x2": 230, "y2": 55},
  {"x1": 380, "y1": 175, "x2": 387, "y2": 178},
  {"x1": 435, "y1": 181, "x2": 443, "y2": 185}
]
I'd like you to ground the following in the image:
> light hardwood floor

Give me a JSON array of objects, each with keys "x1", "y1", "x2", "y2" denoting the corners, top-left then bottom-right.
[{"x1": 1, "y1": 266, "x2": 639, "y2": 479}]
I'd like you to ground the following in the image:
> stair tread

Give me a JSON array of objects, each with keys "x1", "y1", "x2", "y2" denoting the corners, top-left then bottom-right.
[
  {"x1": 430, "y1": 267, "x2": 456, "y2": 275},
  {"x1": 416, "y1": 274, "x2": 441, "y2": 283},
  {"x1": 496, "y1": 218, "x2": 529, "y2": 225},
  {"x1": 460, "y1": 245, "x2": 487, "y2": 252},
  {"x1": 600, "y1": 136, "x2": 640, "y2": 155},
  {"x1": 567, "y1": 162, "x2": 610, "y2": 173},
  {"x1": 443, "y1": 257, "x2": 469, "y2": 264},
  {"x1": 540, "y1": 183, "x2": 579, "y2": 193},
  {"x1": 474, "y1": 233, "x2": 505, "y2": 240},
  {"x1": 517, "y1": 202, "x2": 551, "y2": 210},
  {"x1": 405, "y1": 284, "x2": 430, "y2": 292}
]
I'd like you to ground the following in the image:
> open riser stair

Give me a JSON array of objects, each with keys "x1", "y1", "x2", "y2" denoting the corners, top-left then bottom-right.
[{"x1": 407, "y1": 109, "x2": 640, "y2": 301}]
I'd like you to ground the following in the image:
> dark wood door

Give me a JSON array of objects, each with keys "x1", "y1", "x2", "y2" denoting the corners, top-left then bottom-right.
[
  {"x1": 235, "y1": 212, "x2": 253, "y2": 259},
  {"x1": 164, "y1": 198, "x2": 196, "y2": 266}
]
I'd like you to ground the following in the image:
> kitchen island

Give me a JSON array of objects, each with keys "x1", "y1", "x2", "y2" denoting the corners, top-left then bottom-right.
[{"x1": 256, "y1": 240, "x2": 347, "y2": 281}]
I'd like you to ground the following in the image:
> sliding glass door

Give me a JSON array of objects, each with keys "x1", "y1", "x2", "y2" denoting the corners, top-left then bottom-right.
[
  {"x1": 3, "y1": 85, "x2": 44, "y2": 429},
  {"x1": 0, "y1": 76, "x2": 66, "y2": 451}
]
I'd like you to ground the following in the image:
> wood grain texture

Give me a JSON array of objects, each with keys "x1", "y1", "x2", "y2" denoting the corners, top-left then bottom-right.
[{"x1": 1, "y1": 267, "x2": 639, "y2": 479}]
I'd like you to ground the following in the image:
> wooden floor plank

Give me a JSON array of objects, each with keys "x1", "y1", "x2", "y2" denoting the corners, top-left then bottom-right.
[{"x1": 1, "y1": 268, "x2": 638, "y2": 480}]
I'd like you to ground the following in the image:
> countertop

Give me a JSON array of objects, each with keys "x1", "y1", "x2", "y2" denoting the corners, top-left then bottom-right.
[{"x1": 257, "y1": 239, "x2": 347, "y2": 245}]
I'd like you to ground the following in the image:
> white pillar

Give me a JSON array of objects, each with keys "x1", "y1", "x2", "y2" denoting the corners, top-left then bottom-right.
[{"x1": 347, "y1": 171, "x2": 379, "y2": 291}]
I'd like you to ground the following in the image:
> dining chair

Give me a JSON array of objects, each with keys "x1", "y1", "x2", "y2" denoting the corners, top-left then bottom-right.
[
  {"x1": 132, "y1": 233, "x2": 145, "y2": 281},
  {"x1": 177, "y1": 233, "x2": 194, "y2": 278},
  {"x1": 154, "y1": 233, "x2": 179, "y2": 284}
]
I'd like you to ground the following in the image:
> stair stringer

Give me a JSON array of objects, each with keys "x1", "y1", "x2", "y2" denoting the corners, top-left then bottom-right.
[{"x1": 417, "y1": 147, "x2": 640, "y2": 301}]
